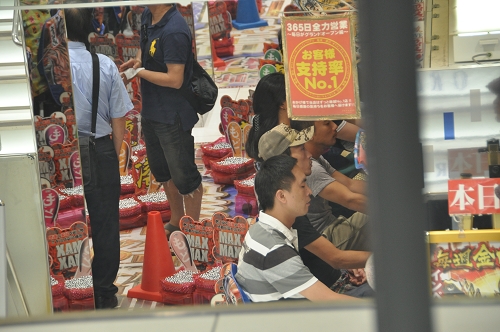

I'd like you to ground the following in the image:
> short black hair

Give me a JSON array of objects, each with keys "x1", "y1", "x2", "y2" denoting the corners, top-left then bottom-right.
[
  {"x1": 255, "y1": 155, "x2": 297, "y2": 211},
  {"x1": 64, "y1": 8, "x2": 93, "y2": 50}
]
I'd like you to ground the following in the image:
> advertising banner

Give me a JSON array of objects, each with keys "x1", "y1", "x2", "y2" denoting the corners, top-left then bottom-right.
[
  {"x1": 282, "y1": 14, "x2": 360, "y2": 120},
  {"x1": 448, "y1": 178, "x2": 500, "y2": 215},
  {"x1": 428, "y1": 230, "x2": 500, "y2": 298}
]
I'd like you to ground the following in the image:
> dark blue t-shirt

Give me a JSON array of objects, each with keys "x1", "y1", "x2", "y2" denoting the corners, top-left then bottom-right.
[{"x1": 140, "y1": 6, "x2": 198, "y2": 131}]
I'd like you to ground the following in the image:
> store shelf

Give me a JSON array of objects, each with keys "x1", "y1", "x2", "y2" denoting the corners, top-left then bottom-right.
[
  {"x1": 0, "y1": 125, "x2": 36, "y2": 156},
  {"x1": 0, "y1": 20, "x2": 13, "y2": 37},
  {"x1": 0, "y1": 65, "x2": 26, "y2": 83},
  {"x1": 0, "y1": 108, "x2": 31, "y2": 124},
  {"x1": 0, "y1": 10, "x2": 13, "y2": 21},
  {"x1": 0, "y1": 0, "x2": 14, "y2": 21},
  {"x1": 0, "y1": 38, "x2": 23, "y2": 66},
  {"x1": 0, "y1": 82, "x2": 30, "y2": 110}
]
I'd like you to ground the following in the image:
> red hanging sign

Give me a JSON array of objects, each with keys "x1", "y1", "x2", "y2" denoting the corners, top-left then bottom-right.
[
  {"x1": 282, "y1": 14, "x2": 360, "y2": 120},
  {"x1": 448, "y1": 178, "x2": 500, "y2": 215}
]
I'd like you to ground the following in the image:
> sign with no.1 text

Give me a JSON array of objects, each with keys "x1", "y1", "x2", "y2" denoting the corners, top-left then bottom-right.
[{"x1": 282, "y1": 14, "x2": 360, "y2": 120}]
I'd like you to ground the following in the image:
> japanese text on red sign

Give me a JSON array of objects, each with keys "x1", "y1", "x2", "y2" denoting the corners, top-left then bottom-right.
[{"x1": 448, "y1": 178, "x2": 500, "y2": 215}]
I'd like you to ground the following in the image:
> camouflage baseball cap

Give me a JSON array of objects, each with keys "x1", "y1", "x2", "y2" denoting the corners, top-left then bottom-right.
[{"x1": 258, "y1": 123, "x2": 314, "y2": 161}]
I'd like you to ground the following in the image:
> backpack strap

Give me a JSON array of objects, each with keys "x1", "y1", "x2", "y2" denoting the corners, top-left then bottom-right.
[{"x1": 90, "y1": 53, "x2": 100, "y2": 137}]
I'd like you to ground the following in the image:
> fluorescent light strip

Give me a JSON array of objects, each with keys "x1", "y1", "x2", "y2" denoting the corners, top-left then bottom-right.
[{"x1": 458, "y1": 32, "x2": 488, "y2": 37}]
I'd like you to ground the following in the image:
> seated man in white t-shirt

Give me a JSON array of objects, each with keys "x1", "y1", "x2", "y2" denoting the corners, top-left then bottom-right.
[
  {"x1": 236, "y1": 154, "x2": 356, "y2": 302},
  {"x1": 293, "y1": 120, "x2": 370, "y2": 252}
]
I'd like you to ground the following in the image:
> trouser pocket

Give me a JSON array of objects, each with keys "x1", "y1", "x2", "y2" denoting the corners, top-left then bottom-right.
[{"x1": 79, "y1": 136, "x2": 96, "y2": 187}]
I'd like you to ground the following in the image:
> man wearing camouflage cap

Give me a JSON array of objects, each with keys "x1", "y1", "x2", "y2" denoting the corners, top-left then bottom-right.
[{"x1": 255, "y1": 123, "x2": 372, "y2": 297}]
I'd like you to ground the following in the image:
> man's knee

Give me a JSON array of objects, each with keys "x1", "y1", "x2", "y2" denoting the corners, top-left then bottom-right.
[
  {"x1": 348, "y1": 212, "x2": 369, "y2": 230},
  {"x1": 323, "y1": 215, "x2": 371, "y2": 251}
]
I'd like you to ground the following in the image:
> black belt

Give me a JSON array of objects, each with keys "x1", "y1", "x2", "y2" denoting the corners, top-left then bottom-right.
[{"x1": 95, "y1": 135, "x2": 111, "y2": 141}]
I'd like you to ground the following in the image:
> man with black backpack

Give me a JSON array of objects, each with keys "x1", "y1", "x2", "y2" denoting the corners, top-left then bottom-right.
[{"x1": 120, "y1": 4, "x2": 203, "y2": 237}]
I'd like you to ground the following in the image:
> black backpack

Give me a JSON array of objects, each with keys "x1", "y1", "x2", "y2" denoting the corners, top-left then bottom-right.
[
  {"x1": 146, "y1": 52, "x2": 218, "y2": 115},
  {"x1": 182, "y1": 59, "x2": 218, "y2": 115}
]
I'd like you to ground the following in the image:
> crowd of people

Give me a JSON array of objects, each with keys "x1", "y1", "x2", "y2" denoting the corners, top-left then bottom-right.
[
  {"x1": 66, "y1": 4, "x2": 202, "y2": 309},
  {"x1": 67, "y1": 3, "x2": 373, "y2": 308},
  {"x1": 236, "y1": 73, "x2": 374, "y2": 302}
]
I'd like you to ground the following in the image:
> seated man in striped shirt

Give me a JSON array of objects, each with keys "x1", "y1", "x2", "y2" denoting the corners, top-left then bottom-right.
[{"x1": 236, "y1": 154, "x2": 356, "y2": 302}]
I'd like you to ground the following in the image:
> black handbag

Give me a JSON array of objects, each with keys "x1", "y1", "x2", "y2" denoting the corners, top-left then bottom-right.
[{"x1": 78, "y1": 53, "x2": 100, "y2": 187}]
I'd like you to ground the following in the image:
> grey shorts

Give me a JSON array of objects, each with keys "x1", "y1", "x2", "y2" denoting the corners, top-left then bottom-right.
[{"x1": 322, "y1": 212, "x2": 371, "y2": 251}]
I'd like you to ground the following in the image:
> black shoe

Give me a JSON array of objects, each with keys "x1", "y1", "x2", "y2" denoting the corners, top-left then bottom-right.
[{"x1": 95, "y1": 294, "x2": 118, "y2": 309}]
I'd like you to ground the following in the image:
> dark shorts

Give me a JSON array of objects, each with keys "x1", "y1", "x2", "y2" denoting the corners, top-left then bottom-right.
[{"x1": 141, "y1": 115, "x2": 201, "y2": 195}]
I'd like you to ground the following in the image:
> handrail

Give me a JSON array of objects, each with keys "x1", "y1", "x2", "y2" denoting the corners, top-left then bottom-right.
[
  {"x1": 6, "y1": 247, "x2": 29, "y2": 316},
  {"x1": 11, "y1": 1, "x2": 22, "y2": 46}
]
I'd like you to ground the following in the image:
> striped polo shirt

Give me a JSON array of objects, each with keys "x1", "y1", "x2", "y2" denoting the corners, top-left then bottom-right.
[{"x1": 235, "y1": 212, "x2": 318, "y2": 302}]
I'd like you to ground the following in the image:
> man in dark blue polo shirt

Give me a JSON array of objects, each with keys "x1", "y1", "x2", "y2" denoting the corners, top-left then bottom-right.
[{"x1": 120, "y1": 4, "x2": 202, "y2": 235}]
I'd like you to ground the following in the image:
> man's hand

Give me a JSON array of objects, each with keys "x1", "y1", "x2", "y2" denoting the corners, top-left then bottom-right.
[
  {"x1": 119, "y1": 57, "x2": 142, "y2": 85},
  {"x1": 347, "y1": 268, "x2": 367, "y2": 285},
  {"x1": 120, "y1": 58, "x2": 142, "y2": 72}
]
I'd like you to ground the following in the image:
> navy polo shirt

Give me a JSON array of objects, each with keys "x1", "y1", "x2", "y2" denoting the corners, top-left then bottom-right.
[{"x1": 140, "y1": 6, "x2": 198, "y2": 131}]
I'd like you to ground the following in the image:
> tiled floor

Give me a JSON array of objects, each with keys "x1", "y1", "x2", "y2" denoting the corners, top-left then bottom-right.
[
  {"x1": 114, "y1": 162, "x2": 235, "y2": 310},
  {"x1": 114, "y1": 89, "x2": 254, "y2": 310}
]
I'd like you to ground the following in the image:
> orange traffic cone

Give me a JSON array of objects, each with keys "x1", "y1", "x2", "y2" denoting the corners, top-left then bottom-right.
[
  {"x1": 127, "y1": 211, "x2": 176, "y2": 302},
  {"x1": 211, "y1": 40, "x2": 226, "y2": 69}
]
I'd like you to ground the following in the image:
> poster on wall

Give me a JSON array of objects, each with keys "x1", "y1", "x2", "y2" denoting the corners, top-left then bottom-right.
[
  {"x1": 428, "y1": 230, "x2": 500, "y2": 298},
  {"x1": 281, "y1": 14, "x2": 360, "y2": 120}
]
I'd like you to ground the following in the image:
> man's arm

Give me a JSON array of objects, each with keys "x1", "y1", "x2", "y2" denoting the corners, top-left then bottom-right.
[
  {"x1": 111, "y1": 117, "x2": 126, "y2": 157},
  {"x1": 300, "y1": 280, "x2": 356, "y2": 301},
  {"x1": 304, "y1": 236, "x2": 370, "y2": 269},
  {"x1": 337, "y1": 121, "x2": 361, "y2": 142},
  {"x1": 318, "y1": 180, "x2": 367, "y2": 213},
  {"x1": 120, "y1": 47, "x2": 185, "y2": 89},
  {"x1": 136, "y1": 63, "x2": 185, "y2": 89},
  {"x1": 331, "y1": 170, "x2": 366, "y2": 195}
]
